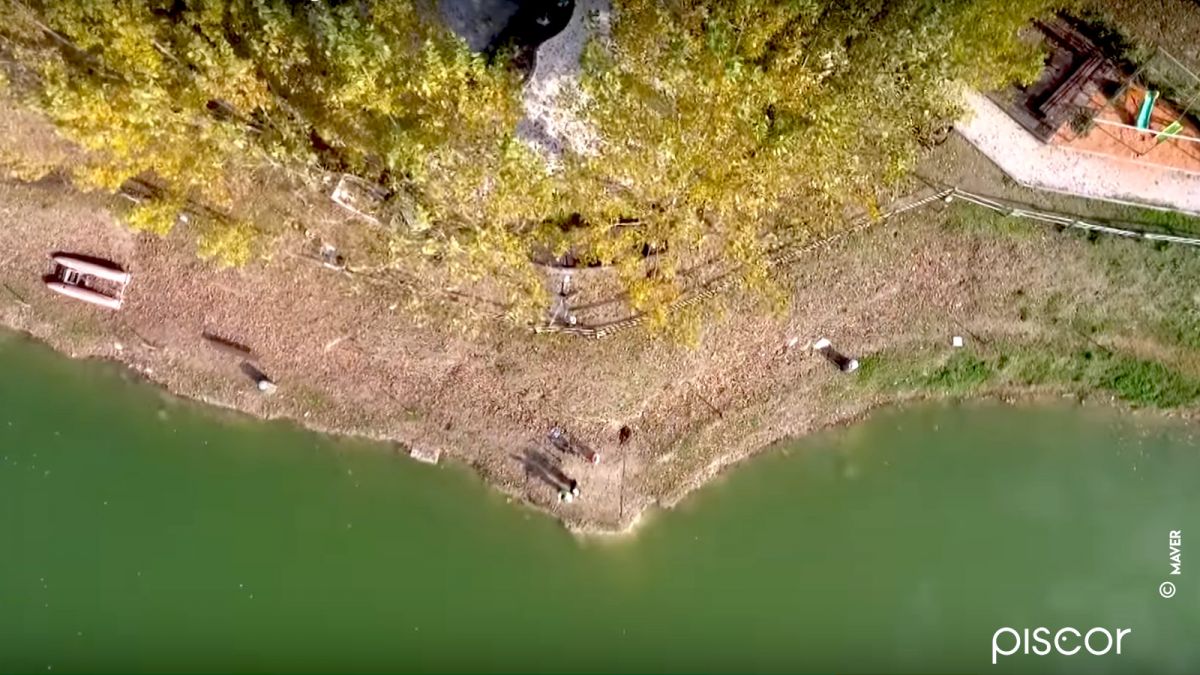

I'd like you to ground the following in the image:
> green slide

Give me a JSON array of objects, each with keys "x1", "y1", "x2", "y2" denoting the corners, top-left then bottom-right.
[{"x1": 1136, "y1": 89, "x2": 1159, "y2": 130}]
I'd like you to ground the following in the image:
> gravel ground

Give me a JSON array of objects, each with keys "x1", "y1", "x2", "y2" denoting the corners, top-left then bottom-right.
[
  {"x1": 956, "y1": 90, "x2": 1200, "y2": 215},
  {"x1": 517, "y1": 0, "x2": 609, "y2": 161}
]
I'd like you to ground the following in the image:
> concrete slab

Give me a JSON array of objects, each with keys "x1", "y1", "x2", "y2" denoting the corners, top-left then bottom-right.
[{"x1": 956, "y1": 89, "x2": 1200, "y2": 216}]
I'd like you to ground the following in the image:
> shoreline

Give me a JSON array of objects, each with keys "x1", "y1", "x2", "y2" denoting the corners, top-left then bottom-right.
[
  {"x1": 6, "y1": 134, "x2": 1200, "y2": 535},
  {"x1": 573, "y1": 388, "x2": 1198, "y2": 537},
  {"x1": 7, "y1": 322, "x2": 1193, "y2": 540}
]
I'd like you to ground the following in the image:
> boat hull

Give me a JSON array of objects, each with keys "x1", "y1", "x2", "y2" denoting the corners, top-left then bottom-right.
[
  {"x1": 45, "y1": 281, "x2": 123, "y2": 310},
  {"x1": 52, "y1": 255, "x2": 132, "y2": 285}
]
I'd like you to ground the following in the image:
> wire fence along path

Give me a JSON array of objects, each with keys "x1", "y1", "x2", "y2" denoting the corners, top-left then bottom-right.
[
  {"x1": 535, "y1": 188, "x2": 954, "y2": 339},
  {"x1": 536, "y1": 184, "x2": 1200, "y2": 340},
  {"x1": 946, "y1": 187, "x2": 1200, "y2": 247}
]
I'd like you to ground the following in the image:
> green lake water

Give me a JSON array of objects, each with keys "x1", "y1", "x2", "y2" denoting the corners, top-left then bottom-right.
[{"x1": 1, "y1": 333, "x2": 1197, "y2": 673}]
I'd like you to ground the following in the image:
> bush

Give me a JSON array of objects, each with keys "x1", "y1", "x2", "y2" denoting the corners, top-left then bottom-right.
[
  {"x1": 197, "y1": 220, "x2": 259, "y2": 268},
  {"x1": 122, "y1": 198, "x2": 187, "y2": 237},
  {"x1": 1099, "y1": 355, "x2": 1200, "y2": 408}
]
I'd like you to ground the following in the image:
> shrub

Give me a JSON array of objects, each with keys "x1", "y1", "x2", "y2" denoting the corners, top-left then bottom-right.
[{"x1": 197, "y1": 220, "x2": 260, "y2": 268}]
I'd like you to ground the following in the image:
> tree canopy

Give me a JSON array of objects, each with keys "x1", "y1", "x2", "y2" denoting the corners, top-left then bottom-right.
[
  {"x1": 2, "y1": 0, "x2": 535, "y2": 267},
  {"x1": 1, "y1": 0, "x2": 1053, "y2": 312},
  {"x1": 563, "y1": 0, "x2": 1052, "y2": 314}
]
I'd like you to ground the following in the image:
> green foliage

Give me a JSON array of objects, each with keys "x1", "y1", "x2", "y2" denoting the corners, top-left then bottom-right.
[
  {"x1": 568, "y1": 0, "x2": 1056, "y2": 309},
  {"x1": 1098, "y1": 355, "x2": 1200, "y2": 408},
  {"x1": 922, "y1": 352, "x2": 996, "y2": 392},
  {"x1": 3, "y1": 0, "x2": 1058, "y2": 312},
  {"x1": 236, "y1": 0, "x2": 532, "y2": 220},
  {"x1": 28, "y1": 2, "x2": 254, "y2": 202},
  {"x1": 943, "y1": 203, "x2": 1040, "y2": 238},
  {"x1": 1, "y1": 0, "x2": 528, "y2": 267},
  {"x1": 859, "y1": 342, "x2": 1200, "y2": 408},
  {"x1": 123, "y1": 197, "x2": 186, "y2": 236},
  {"x1": 1089, "y1": 236, "x2": 1200, "y2": 350},
  {"x1": 857, "y1": 350, "x2": 996, "y2": 395},
  {"x1": 1116, "y1": 206, "x2": 1200, "y2": 237},
  {"x1": 196, "y1": 219, "x2": 260, "y2": 268}
]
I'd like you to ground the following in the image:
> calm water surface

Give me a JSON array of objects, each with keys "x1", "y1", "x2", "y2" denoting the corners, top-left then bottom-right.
[{"x1": 1, "y1": 333, "x2": 1196, "y2": 673}]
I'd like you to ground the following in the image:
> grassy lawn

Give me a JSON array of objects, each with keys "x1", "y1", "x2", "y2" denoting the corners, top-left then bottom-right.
[
  {"x1": 1089, "y1": 0, "x2": 1200, "y2": 74},
  {"x1": 863, "y1": 196, "x2": 1200, "y2": 410},
  {"x1": 943, "y1": 199, "x2": 1200, "y2": 348},
  {"x1": 858, "y1": 344, "x2": 1200, "y2": 408}
]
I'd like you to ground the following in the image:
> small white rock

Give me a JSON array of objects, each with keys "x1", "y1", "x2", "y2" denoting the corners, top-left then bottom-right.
[{"x1": 409, "y1": 446, "x2": 441, "y2": 465}]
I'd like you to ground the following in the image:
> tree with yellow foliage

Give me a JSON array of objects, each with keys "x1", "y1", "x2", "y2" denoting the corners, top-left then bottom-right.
[
  {"x1": 0, "y1": 0, "x2": 534, "y2": 268},
  {"x1": 1, "y1": 0, "x2": 1056, "y2": 321},
  {"x1": 562, "y1": 0, "x2": 1054, "y2": 317}
]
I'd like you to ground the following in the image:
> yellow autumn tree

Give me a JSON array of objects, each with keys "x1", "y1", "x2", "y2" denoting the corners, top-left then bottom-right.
[
  {"x1": 1, "y1": 0, "x2": 1056, "y2": 322},
  {"x1": 559, "y1": 0, "x2": 1054, "y2": 316},
  {"x1": 0, "y1": 0, "x2": 536, "y2": 269}
]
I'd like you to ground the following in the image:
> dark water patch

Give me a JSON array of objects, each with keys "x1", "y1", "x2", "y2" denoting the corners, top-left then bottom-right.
[{"x1": 440, "y1": 0, "x2": 574, "y2": 60}]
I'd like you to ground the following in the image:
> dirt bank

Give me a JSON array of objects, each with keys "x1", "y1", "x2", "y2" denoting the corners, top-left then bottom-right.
[{"x1": 4, "y1": 123, "x2": 1200, "y2": 534}]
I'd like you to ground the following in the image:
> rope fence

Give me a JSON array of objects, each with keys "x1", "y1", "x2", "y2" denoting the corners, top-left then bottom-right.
[
  {"x1": 537, "y1": 184, "x2": 1200, "y2": 340},
  {"x1": 947, "y1": 187, "x2": 1200, "y2": 247},
  {"x1": 535, "y1": 187, "x2": 955, "y2": 339}
]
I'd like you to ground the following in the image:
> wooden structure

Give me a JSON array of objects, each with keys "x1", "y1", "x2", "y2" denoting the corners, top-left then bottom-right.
[
  {"x1": 45, "y1": 254, "x2": 130, "y2": 310},
  {"x1": 330, "y1": 174, "x2": 387, "y2": 225},
  {"x1": 991, "y1": 18, "x2": 1120, "y2": 142},
  {"x1": 991, "y1": 17, "x2": 1200, "y2": 174}
]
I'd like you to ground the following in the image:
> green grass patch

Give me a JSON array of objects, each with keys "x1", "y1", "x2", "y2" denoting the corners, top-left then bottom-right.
[
  {"x1": 1089, "y1": 237, "x2": 1200, "y2": 350},
  {"x1": 858, "y1": 343, "x2": 1200, "y2": 409},
  {"x1": 1098, "y1": 355, "x2": 1200, "y2": 408},
  {"x1": 942, "y1": 203, "x2": 1040, "y2": 239},
  {"x1": 1107, "y1": 205, "x2": 1200, "y2": 237},
  {"x1": 923, "y1": 352, "x2": 994, "y2": 391},
  {"x1": 951, "y1": 202, "x2": 1200, "y2": 352},
  {"x1": 856, "y1": 350, "x2": 996, "y2": 396},
  {"x1": 946, "y1": 193, "x2": 1200, "y2": 241}
]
